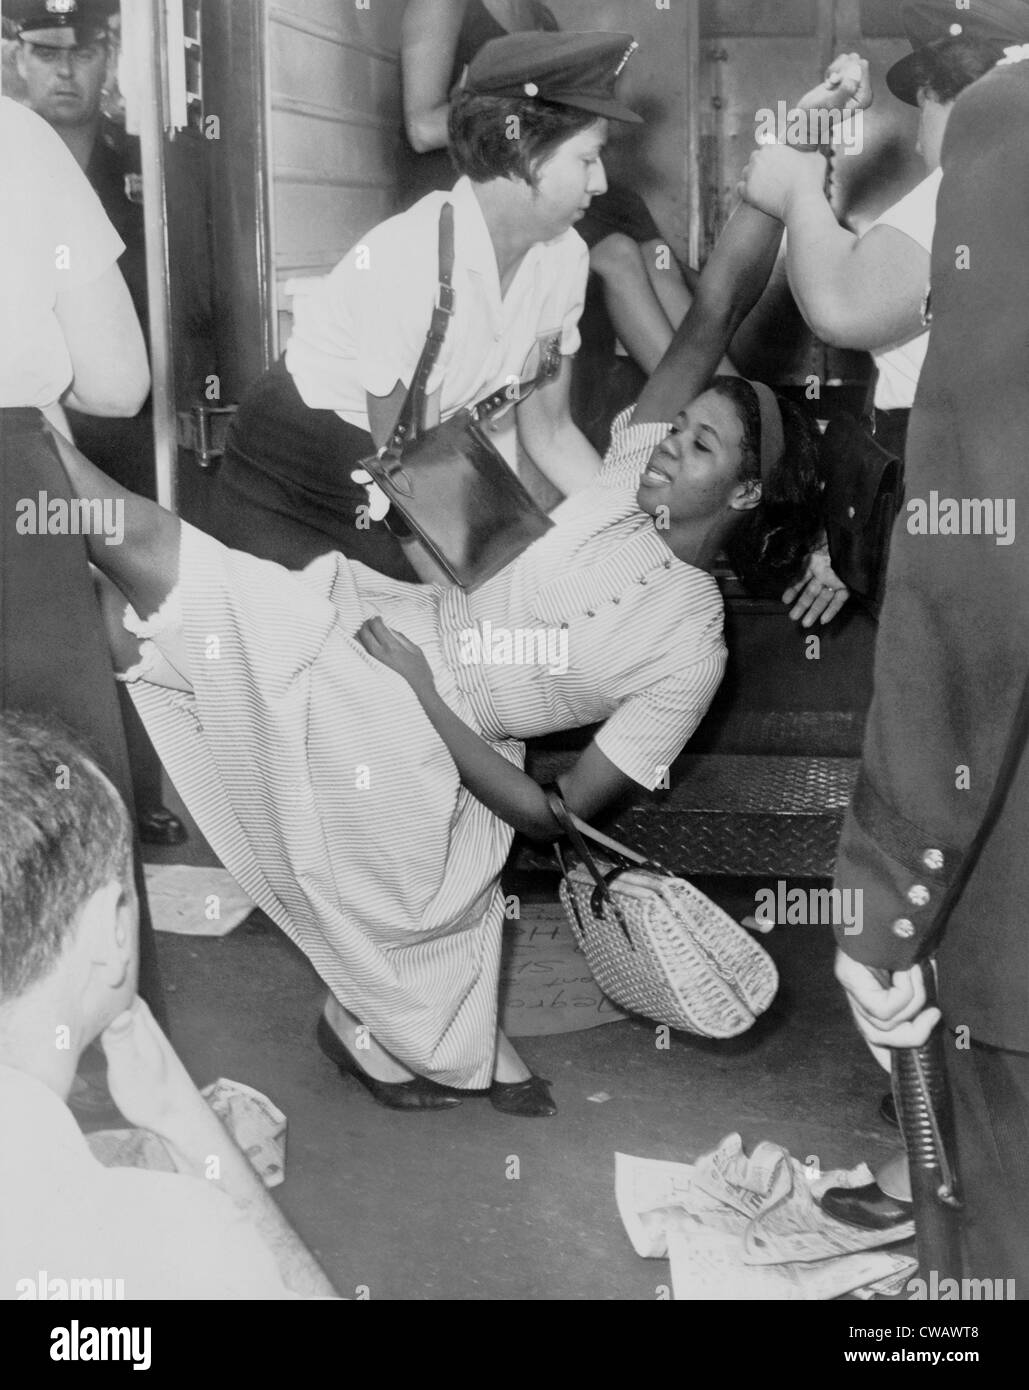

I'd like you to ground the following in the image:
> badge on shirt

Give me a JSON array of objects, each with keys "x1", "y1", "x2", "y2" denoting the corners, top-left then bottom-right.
[
  {"x1": 539, "y1": 332, "x2": 562, "y2": 382},
  {"x1": 528, "y1": 331, "x2": 562, "y2": 385},
  {"x1": 124, "y1": 172, "x2": 144, "y2": 205}
]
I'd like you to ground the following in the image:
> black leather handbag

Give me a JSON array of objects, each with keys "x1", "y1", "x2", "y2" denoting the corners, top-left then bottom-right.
[
  {"x1": 820, "y1": 413, "x2": 905, "y2": 611},
  {"x1": 359, "y1": 204, "x2": 556, "y2": 590}
]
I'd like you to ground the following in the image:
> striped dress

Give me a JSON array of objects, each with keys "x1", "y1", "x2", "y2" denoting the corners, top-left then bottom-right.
[{"x1": 126, "y1": 416, "x2": 726, "y2": 1087}]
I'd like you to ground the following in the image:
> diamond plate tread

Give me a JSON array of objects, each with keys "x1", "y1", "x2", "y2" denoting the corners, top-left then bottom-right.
[
  {"x1": 525, "y1": 709, "x2": 865, "y2": 760},
  {"x1": 513, "y1": 807, "x2": 846, "y2": 878},
  {"x1": 690, "y1": 709, "x2": 866, "y2": 756},
  {"x1": 525, "y1": 753, "x2": 858, "y2": 814},
  {"x1": 612, "y1": 809, "x2": 845, "y2": 877},
  {"x1": 513, "y1": 754, "x2": 859, "y2": 879},
  {"x1": 654, "y1": 755, "x2": 857, "y2": 813}
]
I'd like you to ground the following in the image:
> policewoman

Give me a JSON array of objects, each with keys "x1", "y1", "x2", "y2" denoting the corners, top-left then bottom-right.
[{"x1": 203, "y1": 31, "x2": 643, "y2": 581}]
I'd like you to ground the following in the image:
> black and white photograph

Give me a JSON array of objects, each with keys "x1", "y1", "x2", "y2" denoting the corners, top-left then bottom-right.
[{"x1": 0, "y1": 0, "x2": 1027, "y2": 1347}]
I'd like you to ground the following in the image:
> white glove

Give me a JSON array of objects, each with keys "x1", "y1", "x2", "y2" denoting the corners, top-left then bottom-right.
[{"x1": 350, "y1": 467, "x2": 391, "y2": 522}]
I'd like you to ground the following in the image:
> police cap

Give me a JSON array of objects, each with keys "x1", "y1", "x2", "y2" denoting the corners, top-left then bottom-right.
[
  {"x1": 887, "y1": 0, "x2": 1029, "y2": 103},
  {"x1": 5, "y1": 0, "x2": 117, "y2": 45},
  {"x1": 461, "y1": 30, "x2": 643, "y2": 124}
]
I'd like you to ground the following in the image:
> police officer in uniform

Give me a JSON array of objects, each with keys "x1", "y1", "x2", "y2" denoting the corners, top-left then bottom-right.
[
  {"x1": 10, "y1": 0, "x2": 186, "y2": 844},
  {"x1": 832, "y1": 3, "x2": 1029, "y2": 1288}
]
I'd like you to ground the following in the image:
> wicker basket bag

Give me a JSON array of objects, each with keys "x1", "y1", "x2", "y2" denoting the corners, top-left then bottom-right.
[{"x1": 545, "y1": 787, "x2": 778, "y2": 1039}]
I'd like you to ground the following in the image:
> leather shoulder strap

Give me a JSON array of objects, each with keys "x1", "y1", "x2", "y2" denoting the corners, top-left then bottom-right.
[{"x1": 391, "y1": 202, "x2": 455, "y2": 448}]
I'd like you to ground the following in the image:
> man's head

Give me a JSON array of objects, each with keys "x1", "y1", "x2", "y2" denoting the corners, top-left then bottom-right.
[
  {"x1": 8, "y1": 0, "x2": 115, "y2": 130},
  {"x1": 910, "y1": 35, "x2": 1011, "y2": 168},
  {"x1": 0, "y1": 712, "x2": 137, "y2": 1047},
  {"x1": 886, "y1": 0, "x2": 1029, "y2": 110}
]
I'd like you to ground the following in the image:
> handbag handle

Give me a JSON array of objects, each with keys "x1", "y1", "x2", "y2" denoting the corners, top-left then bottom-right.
[{"x1": 543, "y1": 782, "x2": 667, "y2": 949}]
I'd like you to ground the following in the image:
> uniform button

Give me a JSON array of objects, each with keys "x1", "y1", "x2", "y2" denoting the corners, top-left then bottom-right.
[
  {"x1": 907, "y1": 884, "x2": 930, "y2": 907},
  {"x1": 664, "y1": 559, "x2": 672, "y2": 569},
  {"x1": 891, "y1": 917, "x2": 916, "y2": 940},
  {"x1": 560, "y1": 622, "x2": 569, "y2": 630},
  {"x1": 585, "y1": 610, "x2": 596, "y2": 618},
  {"x1": 611, "y1": 597, "x2": 621, "y2": 605},
  {"x1": 638, "y1": 576, "x2": 648, "y2": 585},
  {"x1": 922, "y1": 848, "x2": 944, "y2": 871}
]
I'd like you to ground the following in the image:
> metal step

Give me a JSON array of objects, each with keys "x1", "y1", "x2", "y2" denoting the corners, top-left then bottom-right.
[
  {"x1": 526, "y1": 708, "x2": 866, "y2": 760},
  {"x1": 687, "y1": 708, "x2": 866, "y2": 757},
  {"x1": 516, "y1": 752, "x2": 859, "y2": 879}
]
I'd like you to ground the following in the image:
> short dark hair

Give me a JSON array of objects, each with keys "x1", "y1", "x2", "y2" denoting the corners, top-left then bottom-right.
[
  {"x1": 708, "y1": 376, "x2": 824, "y2": 594},
  {"x1": 913, "y1": 35, "x2": 1006, "y2": 104},
  {"x1": 447, "y1": 90, "x2": 600, "y2": 184},
  {"x1": 0, "y1": 712, "x2": 131, "y2": 1000}
]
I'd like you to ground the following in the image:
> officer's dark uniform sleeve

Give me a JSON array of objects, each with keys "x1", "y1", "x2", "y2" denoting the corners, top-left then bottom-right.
[
  {"x1": 832, "y1": 60, "x2": 1029, "y2": 978},
  {"x1": 833, "y1": 771, "x2": 957, "y2": 970}
]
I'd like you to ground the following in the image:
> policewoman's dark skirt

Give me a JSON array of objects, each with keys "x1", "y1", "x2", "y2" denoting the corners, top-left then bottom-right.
[
  {"x1": 0, "y1": 407, "x2": 165, "y2": 1026},
  {"x1": 203, "y1": 359, "x2": 418, "y2": 582}
]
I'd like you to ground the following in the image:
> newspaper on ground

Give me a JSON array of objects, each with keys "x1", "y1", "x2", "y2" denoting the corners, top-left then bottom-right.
[
  {"x1": 616, "y1": 1134, "x2": 916, "y2": 1300},
  {"x1": 143, "y1": 863, "x2": 256, "y2": 937}
]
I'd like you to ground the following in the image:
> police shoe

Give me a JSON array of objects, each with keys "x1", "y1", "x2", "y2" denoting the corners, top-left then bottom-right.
[{"x1": 820, "y1": 1181, "x2": 913, "y2": 1231}]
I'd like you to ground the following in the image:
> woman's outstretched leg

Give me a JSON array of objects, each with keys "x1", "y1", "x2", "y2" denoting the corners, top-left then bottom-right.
[
  {"x1": 321, "y1": 995, "x2": 418, "y2": 1084},
  {"x1": 641, "y1": 237, "x2": 697, "y2": 331},
  {"x1": 492, "y1": 1028, "x2": 532, "y2": 1084},
  {"x1": 46, "y1": 423, "x2": 182, "y2": 622},
  {"x1": 588, "y1": 232, "x2": 674, "y2": 376},
  {"x1": 320, "y1": 995, "x2": 534, "y2": 1089}
]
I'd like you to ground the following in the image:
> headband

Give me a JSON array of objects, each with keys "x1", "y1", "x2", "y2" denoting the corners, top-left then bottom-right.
[{"x1": 748, "y1": 379, "x2": 785, "y2": 482}]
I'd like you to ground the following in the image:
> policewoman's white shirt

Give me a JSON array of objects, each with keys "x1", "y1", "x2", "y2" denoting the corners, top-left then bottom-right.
[{"x1": 284, "y1": 174, "x2": 588, "y2": 445}]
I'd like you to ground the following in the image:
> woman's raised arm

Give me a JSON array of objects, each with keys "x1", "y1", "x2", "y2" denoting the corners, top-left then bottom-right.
[{"x1": 634, "y1": 53, "x2": 872, "y2": 424}]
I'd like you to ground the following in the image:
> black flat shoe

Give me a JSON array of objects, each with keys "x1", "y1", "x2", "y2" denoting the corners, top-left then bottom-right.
[
  {"x1": 880, "y1": 1092, "x2": 900, "y2": 1128},
  {"x1": 489, "y1": 1074, "x2": 557, "y2": 1117},
  {"x1": 820, "y1": 1181, "x2": 913, "y2": 1231},
  {"x1": 315, "y1": 1015, "x2": 462, "y2": 1112},
  {"x1": 137, "y1": 807, "x2": 188, "y2": 846}
]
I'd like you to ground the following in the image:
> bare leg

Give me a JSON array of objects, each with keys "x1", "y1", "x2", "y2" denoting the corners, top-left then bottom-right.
[
  {"x1": 492, "y1": 1027, "x2": 531, "y2": 1084},
  {"x1": 93, "y1": 567, "x2": 146, "y2": 671},
  {"x1": 640, "y1": 237, "x2": 696, "y2": 330},
  {"x1": 321, "y1": 996, "x2": 418, "y2": 1083},
  {"x1": 589, "y1": 233, "x2": 674, "y2": 376},
  {"x1": 641, "y1": 240, "x2": 739, "y2": 377},
  {"x1": 46, "y1": 422, "x2": 181, "y2": 621},
  {"x1": 323, "y1": 995, "x2": 532, "y2": 1086}
]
